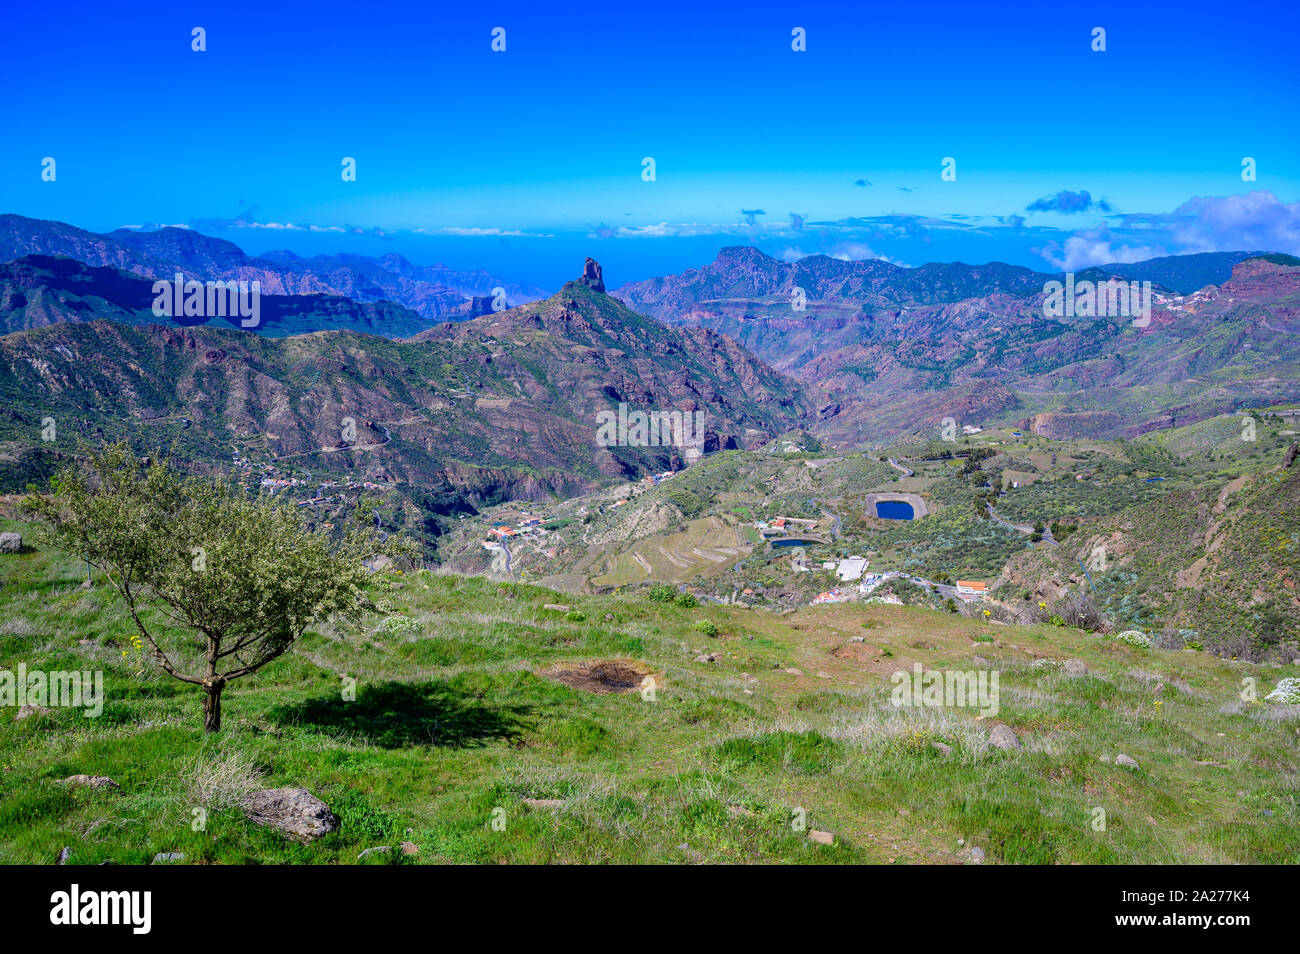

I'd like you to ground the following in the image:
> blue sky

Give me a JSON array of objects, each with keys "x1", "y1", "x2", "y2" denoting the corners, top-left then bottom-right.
[{"x1": 2, "y1": 0, "x2": 1297, "y2": 286}]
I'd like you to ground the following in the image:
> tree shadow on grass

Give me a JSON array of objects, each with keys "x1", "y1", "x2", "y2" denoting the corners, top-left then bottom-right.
[{"x1": 269, "y1": 680, "x2": 531, "y2": 748}]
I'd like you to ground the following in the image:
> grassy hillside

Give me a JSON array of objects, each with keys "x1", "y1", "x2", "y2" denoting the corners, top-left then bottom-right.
[{"x1": 2, "y1": 524, "x2": 1297, "y2": 864}]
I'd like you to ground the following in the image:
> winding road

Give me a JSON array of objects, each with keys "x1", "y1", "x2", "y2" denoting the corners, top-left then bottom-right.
[{"x1": 986, "y1": 502, "x2": 1055, "y2": 544}]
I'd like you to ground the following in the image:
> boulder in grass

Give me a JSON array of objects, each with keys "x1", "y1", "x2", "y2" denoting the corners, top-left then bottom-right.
[
  {"x1": 0, "y1": 532, "x2": 22, "y2": 554},
  {"x1": 1116, "y1": 753, "x2": 1140, "y2": 769},
  {"x1": 241, "y1": 787, "x2": 336, "y2": 843},
  {"x1": 1063, "y1": 659, "x2": 1089, "y2": 676},
  {"x1": 988, "y1": 724, "x2": 1020, "y2": 751}
]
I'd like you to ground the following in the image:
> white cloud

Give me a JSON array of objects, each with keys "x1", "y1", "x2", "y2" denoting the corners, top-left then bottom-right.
[
  {"x1": 1168, "y1": 190, "x2": 1300, "y2": 254},
  {"x1": 1037, "y1": 226, "x2": 1164, "y2": 271},
  {"x1": 414, "y1": 226, "x2": 546, "y2": 237}
]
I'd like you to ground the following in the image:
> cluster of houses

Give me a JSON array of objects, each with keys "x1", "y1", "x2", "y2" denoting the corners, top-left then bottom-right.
[
  {"x1": 258, "y1": 468, "x2": 389, "y2": 492},
  {"x1": 811, "y1": 588, "x2": 851, "y2": 604},
  {"x1": 482, "y1": 514, "x2": 552, "y2": 551},
  {"x1": 260, "y1": 476, "x2": 309, "y2": 489},
  {"x1": 855, "y1": 570, "x2": 987, "y2": 603},
  {"x1": 792, "y1": 553, "x2": 870, "y2": 582},
  {"x1": 605, "y1": 471, "x2": 679, "y2": 511},
  {"x1": 753, "y1": 516, "x2": 821, "y2": 538},
  {"x1": 1161, "y1": 285, "x2": 1217, "y2": 315},
  {"x1": 858, "y1": 570, "x2": 908, "y2": 595}
]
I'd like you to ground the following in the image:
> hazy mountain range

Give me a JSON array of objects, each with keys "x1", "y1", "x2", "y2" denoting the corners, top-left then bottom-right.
[
  {"x1": 0, "y1": 213, "x2": 547, "y2": 321},
  {"x1": 2, "y1": 213, "x2": 1299, "y2": 511},
  {"x1": 614, "y1": 246, "x2": 1300, "y2": 442}
]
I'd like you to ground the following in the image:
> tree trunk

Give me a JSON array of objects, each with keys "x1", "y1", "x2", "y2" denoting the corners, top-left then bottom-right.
[{"x1": 203, "y1": 682, "x2": 224, "y2": 733}]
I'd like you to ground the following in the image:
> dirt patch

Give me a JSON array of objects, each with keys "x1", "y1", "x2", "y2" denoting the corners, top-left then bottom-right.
[
  {"x1": 543, "y1": 659, "x2": 656, "y2": 694},
  {"x1": 831, "y1": 642, "x2": 882, "y2": 661}
]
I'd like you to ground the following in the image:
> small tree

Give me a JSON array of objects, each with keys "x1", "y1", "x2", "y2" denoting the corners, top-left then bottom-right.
[{"x1": 25, "y1": 444, "x2": 403, "y2": 732}]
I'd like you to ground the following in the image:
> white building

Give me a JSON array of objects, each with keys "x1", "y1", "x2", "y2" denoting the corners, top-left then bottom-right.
[{"x1": 835, "y1": 557, "x2": 869, "y2": 582}]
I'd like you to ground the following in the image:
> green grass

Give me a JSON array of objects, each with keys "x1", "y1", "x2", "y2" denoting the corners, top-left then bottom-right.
[{"x1": 1, "y1": 526, "x2": 1298, "y2": 864}]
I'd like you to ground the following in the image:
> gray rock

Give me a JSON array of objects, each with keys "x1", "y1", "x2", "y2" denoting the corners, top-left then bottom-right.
[
  {"x1": 970, "y1": 846, "x2": 986, "y2": 864},
  {"x1": 932, "y1": 741, "x2": 954, "y2": 756},
  {"x1": 151, "y1": 852, "x2": 185, "y2": 864},
  {"x1": 988, "y1": 724, "x2": 1020, "y2": 751},
  {"x1": 0, "y1": 532, "x2": 22, "y2": 554},
  {"x1": 62, "y1": 774, "x2": 119, "y2": 790},
  {"x1": 241, "y1": 787, "x2": 337, "y2": 843},
  {"x1": 1063, "y1": 659, "x2": 1089, "y2": 675},
  {"x1": 58, "y1": 846, "x2": 72, "y2": 864},
  {"x1": 1116, "y1": 753, "x2": 1140, "y2": 769}
]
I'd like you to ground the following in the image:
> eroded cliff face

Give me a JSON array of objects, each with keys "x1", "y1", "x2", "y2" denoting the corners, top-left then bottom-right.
[{"x1": 0, "y1": 261, "x2": 811, "y2": 535}]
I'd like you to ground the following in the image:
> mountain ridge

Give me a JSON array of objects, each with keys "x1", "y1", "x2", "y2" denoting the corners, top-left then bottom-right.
[{"x1": 0, "y1": 213, "x2": 545, "y2": 321}]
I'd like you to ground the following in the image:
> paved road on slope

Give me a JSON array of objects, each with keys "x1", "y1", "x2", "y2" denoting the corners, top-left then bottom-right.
[
  {"x1": 499, "y1": 537, "x2": 515, "y2": 579},
  {"x1": 808, "y1": 497, "x2": 843, "y2": 540},
  {"x1": 987, "y1": 502, "x2": 1055, "y2": 544}
]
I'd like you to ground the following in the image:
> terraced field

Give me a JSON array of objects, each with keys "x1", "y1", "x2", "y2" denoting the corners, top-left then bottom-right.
[{"x1": 589, "y1": 515, "x2": 752, "y2": 587}]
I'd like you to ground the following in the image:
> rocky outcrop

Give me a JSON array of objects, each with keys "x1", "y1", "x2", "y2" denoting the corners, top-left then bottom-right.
[{"x1": 579, "y1": 257, "x2": 605, "y2": 293}]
